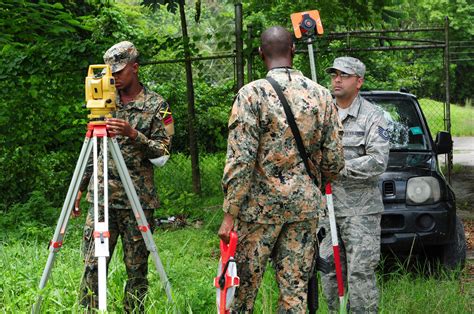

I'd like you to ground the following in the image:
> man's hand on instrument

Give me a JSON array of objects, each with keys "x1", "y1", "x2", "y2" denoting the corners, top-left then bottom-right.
[{"x1": 106, "y1": 118, "x2": 138, "y2": 139}]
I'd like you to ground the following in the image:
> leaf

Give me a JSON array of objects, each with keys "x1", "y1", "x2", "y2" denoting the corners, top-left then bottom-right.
[{"x1": 51, "y1": 3, "x2": 64, "y2": 10}]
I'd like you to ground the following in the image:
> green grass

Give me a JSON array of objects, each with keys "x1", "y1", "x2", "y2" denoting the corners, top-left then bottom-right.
[
  {"x1": 1, "y1": 146, "x2": 473, "y2": 313},
  {"x1": 419, "y1": 99, "x2": 474, "y2": 137},
  {"x1": 1, "y1": 206, "x2": 473, "y2": 313}
]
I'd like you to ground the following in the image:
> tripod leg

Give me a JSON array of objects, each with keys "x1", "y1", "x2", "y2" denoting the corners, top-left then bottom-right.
[
  {"x1": 93, "y1": 135, "x2": 110, "y2": 311},
  {"x1": 108, "y1": 138, "x2": 175, "y2": 305},
  {"x1": 32, "y1": 137, "x2": 93, "y2": 314}
]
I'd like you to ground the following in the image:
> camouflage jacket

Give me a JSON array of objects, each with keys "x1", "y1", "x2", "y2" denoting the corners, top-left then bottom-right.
[
  {"x1": 80, "y1": 86, "x2": 171, "y2": 209},
  {"x1": 222, "y1": 68, "x2": 344, "y2": 224},
  {"x1": 332, "y1": 94, "x2": 390, "y2": 217}
]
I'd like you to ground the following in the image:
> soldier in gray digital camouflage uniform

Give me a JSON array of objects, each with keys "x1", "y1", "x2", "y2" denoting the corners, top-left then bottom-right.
[
  {"x1": 74, "y1": 41, "x2": 174, "y2": 312},
  {"x1": 217, "y1": 26, "x2": 344, "y2": 313},
  {"x1": 319, "y1": 56, "x2": 389, "y2": 313}
]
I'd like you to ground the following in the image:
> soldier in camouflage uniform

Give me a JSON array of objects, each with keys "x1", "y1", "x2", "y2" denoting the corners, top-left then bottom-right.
[
  {"x1": 319, "y1": 57, "x2": 389, "y2": 313},
  {"x1": 217, "y1": 26, "x2": 344, "y2": 313},
  {"x1": 74, "y1": 41, "x2": 174, "y2": 312}
]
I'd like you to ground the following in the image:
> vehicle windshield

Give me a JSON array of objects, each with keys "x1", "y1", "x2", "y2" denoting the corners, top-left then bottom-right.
[{"x1": 365, "y1": 97, "x2": 430, "y2": 151}]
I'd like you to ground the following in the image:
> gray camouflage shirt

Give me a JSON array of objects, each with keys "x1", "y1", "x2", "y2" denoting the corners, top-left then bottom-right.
[
  {"x1": 332, "y1": 94, "x2": 389, "y2": 217},
  {"x1": 80, "y1": 86, "x2": 171, "y2": 209},
  {"x1": 222, "y1": 68, "x2": 344, "y2": 224}
]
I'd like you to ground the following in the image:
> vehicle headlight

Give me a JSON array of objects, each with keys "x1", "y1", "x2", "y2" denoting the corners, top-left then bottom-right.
[{"x1": 406, "y1": 177, "x2": 441, "y2": 205}]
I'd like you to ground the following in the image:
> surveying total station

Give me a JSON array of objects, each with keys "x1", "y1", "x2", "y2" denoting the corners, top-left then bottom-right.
[
  {"x1": 85, "y1": 64, "x2": 116, "y2": 121},
  {"x1": 32, "y1": 65, "x2": 175, "y2": 313}
]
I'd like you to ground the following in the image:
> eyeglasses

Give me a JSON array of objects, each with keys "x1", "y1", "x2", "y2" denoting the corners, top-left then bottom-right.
[{"x1": 329, "y1": 72, "x2": 358, "y2": 79}]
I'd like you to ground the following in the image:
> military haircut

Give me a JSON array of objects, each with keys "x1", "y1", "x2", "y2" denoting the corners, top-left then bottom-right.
[{"x1": 260, "y1": 26, "x2": 293, "y2": 59}]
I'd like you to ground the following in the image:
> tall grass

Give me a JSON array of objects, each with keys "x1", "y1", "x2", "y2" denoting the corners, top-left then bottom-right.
[
  {"x1": 1, "y1": 141, "x2": 472, "y2": 313},
  {"x1": 1, "y1": 217, "x2": 472, "y2": 313}
]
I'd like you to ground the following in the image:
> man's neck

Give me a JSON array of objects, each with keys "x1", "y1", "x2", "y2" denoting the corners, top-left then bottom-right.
[
  {"x1": 119, "y1": 83, "x2": 143, "y2": 104},
  {"x1": 336, "y1": 94, "x2": 358, "y2": 109},
  {"x1": 266, "y1": 59, "x2": 292, "y2": 71}
]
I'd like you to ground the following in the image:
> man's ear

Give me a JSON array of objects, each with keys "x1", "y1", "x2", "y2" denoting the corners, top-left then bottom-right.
[
  {"x1": 132, "y1": 62, "x2": 139, "y2": 74},
  {"x1": 291, "y1": 43, "x2": 296, "y2": 57},
  {"x1": 258, "y1": 46, "x2": 264, "y2": 60},
  {"x1": 356, "y1": 77, "x2": 364, "y2": 90}
]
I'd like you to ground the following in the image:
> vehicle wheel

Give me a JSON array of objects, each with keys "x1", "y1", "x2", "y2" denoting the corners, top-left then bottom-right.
[{"x1": 440, "y1": 215, "x2": 467, "y2": 270}]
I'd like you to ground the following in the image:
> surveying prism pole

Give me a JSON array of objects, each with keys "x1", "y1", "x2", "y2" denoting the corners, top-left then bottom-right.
[
  {"x1": 325, "y1": 183, "x2": 345, "y2": 309},
  {"x1": 291, "y1": 10, "x2": 346, "y2": 313},
  {"x1": 307, "y1": 37, "x2": 318, "y2": 82}
]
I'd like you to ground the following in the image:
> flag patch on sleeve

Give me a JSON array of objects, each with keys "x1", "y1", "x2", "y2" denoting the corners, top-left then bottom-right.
[
  {"x1": 163, "y1": 115, "x2": 173, "y2": 125},
  {"x1": 160, "y1": 106, "x2": 173, "y2": 125},
  {"x1": 378, "y1": 126, "x2": 390, "y2": 141}
]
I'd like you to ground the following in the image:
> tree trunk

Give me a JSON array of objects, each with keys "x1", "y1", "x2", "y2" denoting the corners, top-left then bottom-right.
[{"x1": 178, "y1": 0, "x2": 201, "y2": 194}]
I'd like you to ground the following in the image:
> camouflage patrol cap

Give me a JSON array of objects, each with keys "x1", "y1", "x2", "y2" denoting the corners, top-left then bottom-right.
[
  {"x1": 326, "y1": 56, "x2": 366, "y2": 77},
  {"x1": 103, "y1": 41, "x2": 139, "y2": 73}
]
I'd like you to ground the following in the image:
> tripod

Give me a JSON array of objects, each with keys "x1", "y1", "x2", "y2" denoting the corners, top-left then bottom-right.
[{"x1": 33, "y1": 122, "x2": 174, "y2": 313}]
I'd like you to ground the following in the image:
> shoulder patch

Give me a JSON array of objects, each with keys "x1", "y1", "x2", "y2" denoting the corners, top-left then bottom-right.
[
  {"x1": 159, "y1": 102, "x2": 173, "y2": 125},
  {"x1": 378, "y1": 126, "x2": 390, "y2": 141}
]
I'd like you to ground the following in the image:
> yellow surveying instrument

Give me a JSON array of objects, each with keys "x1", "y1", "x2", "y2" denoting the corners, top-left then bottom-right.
[
  {"x1": 85, "y1": 64, "x2": 117, "y2": 121},
  {"x1": 33, "y1": 65, "x2": 175, "y2": 312}
]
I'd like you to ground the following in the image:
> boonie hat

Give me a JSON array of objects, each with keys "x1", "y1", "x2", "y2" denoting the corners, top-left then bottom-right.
[
  {"x1": 103, "y1": 41, "x2": 139, "y2": 73},
  {"x1": 326, "y1": 56, "x2": 366, "y2": 78}
]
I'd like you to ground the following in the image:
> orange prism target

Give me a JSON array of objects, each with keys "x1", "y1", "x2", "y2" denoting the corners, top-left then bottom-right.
[{"x1": 290, "y1": 10, "x2": 324, "y2": 38}]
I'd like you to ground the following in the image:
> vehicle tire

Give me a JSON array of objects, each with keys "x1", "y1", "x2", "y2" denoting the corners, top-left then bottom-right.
[{"x1": 440, "y1": 215, "x2": 467, "y2": 270}]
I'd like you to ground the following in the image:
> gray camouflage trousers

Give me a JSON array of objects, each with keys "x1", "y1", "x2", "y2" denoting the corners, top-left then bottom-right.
[
  {"x1": 231, "y1": 219, "x2": 318, "y2": 313},
  {"x1": 79, "y1": 205, "x2": 154, "y2": 313},
  {"x1": 319, "y1": 214, "x2": 381, "y2": 313}
]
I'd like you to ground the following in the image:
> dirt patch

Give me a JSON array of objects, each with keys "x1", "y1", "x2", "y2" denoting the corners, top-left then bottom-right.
[{"x1": 450, "y1": 165, "x2": 474, "y2": 262}]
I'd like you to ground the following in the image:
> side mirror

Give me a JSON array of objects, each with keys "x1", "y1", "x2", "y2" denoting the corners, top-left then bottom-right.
[{"x1": 435, "y1": 131, "x2": 452, "y2": 154}]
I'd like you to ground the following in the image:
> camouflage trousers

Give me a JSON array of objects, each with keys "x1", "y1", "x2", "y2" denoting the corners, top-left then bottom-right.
[
  {"x1": 79, "y1": 205, "x2": 154, "y2": 313},
  {"x1": 319, "y1": 213, "x2": 381, "y2": 313},
  {"x1": 231, "y1": 218, "x2": 318, "y2": 313}
]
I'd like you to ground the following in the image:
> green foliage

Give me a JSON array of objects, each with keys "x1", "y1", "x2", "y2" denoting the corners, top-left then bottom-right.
[
  {"x1": 0, "y1": 191, "x2": 58, "y2": 240},
  {"x1": 0, "y1": 0, "x2": 104, "y2": 211},
  {"x1": 0, "y1": 1, "x2": 193, "y2": 212},
  {"x1": 242, "y1": 0, "x2": 473, "y2": 105},
  {"x1": 1, "y1": 0, "x2": 473, "y2": 219},
  {"x1": 154, "y1": 152, "x2": 225, "y2": 218},
  {"x1": 148, "y1": 77, "x2": 234, "y2": 153}
]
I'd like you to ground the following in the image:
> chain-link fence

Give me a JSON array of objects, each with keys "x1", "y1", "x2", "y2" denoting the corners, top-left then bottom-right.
[
  {"x1": 141, "y1": 53, "x2": 236, "y2": 207},
  {"x1": 140, "y1": 18, "x2": 453, "y2": 209},
  {"x1": 247, "y1": 24, "x2": 451, "y2": 134}
]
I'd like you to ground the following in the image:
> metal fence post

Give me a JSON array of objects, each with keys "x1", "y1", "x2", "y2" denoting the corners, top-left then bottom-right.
[
  {"x1": 247, "y1": 24, "x2": 253, "y2": 83},
  {"x1": 235, "y1": 2, "x2": 244, "y2": 90},
  {"x1": 444, "y1": 16, "x2": 452, "y2": 183}
]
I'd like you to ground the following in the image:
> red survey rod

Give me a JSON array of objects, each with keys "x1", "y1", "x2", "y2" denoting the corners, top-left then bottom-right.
[{"x1": 326, "y1": 183, "x2": 345, "y2": 305}]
